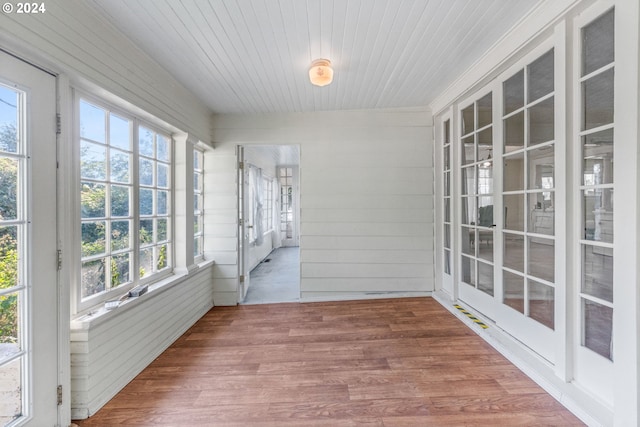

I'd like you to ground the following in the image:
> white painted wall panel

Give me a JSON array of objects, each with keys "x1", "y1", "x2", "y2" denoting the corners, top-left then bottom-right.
[
  {"x1": 212, "y1": 107, "x2": 434, "y2": 301},
  {"x1": 70, "y1": 266, "x2": 215, "y2": 419}
]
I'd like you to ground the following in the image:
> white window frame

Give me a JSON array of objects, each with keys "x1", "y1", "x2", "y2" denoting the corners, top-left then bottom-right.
[
  {"x1": 74, "y1": 92, "x2": 175, "y2": 313},
  {"x1": 193, "y1": 147, "x2": 204, "y2": 261}
]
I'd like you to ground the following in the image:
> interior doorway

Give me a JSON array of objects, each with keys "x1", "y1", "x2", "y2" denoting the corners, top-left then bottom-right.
[{"x1": 238, "y1": 145, "x2": 300, "y2": 304}]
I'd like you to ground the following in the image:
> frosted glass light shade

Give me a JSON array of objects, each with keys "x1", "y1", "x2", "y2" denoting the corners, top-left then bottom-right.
[{"x1": 309, "y1": 59, "x2": 333, "y2": 86}]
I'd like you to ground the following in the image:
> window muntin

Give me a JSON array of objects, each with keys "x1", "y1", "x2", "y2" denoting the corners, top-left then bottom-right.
[
  {"x1": 578, "y1": 8, "x2": 614, "y2": 360},
  {"x1": 79, "y1": 98, "x2": 173, "y2": 306},
  {"x1": 194, "y1": 148, "x2": 204, "y2": 259}
]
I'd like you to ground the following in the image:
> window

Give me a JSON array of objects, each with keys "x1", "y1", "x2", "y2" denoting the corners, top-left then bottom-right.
[
  {"x1": 442, "y1": 119, "x2": 452, "y2": 275},
  {"x1": 79, "y1": 97, "x2": 172, "y2": 307},
  {"x1": 262, "y1": 175, "x2": 273, "y2": 233},
  {"x1": 578, "y1": 8, "x2": 614, "y2": 360},
  {"x1": 194, "y1": 148, "x2": 204, "y2": 259}
]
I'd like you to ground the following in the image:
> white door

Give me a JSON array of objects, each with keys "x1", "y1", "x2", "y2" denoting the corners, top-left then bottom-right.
[
  {"x1": 456, "y1": 42, "x2": 559, "y2": 364},
  {"x1": 237, "y1": 146, "x2": 250, "y2": 301},
  {"x1": 0, "y1": 51, "x2": 58, "y2": 426},
  {"x1": 457, "y1": 89, "x2": 498, "y2": 319}
]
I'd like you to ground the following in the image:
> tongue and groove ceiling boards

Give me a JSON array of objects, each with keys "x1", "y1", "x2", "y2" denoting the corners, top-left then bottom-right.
[{"x1": 89, "y1": 0, "x2": 541, "y2": 114}]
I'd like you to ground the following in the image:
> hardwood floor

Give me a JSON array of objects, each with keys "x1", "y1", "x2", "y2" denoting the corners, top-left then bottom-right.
[{"x1": 74, "y1": 298, "x2": 583, "y2": 426}]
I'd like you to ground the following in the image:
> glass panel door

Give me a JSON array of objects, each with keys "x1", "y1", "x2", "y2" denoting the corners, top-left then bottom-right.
[
  {"x1": 499, "y1": 48, "x2": 557, "y2": 363},
  {"x1": 458, "y1": 92, "x2": 496, "y2": 314},
  {"x1": 0, "y1": 51, "x2": 58, "y2": 426}
]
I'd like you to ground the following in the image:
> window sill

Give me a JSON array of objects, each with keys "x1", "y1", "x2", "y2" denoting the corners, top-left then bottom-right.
[{"x1": 71, "y1": 258, "x2": 215, "y2": 332}]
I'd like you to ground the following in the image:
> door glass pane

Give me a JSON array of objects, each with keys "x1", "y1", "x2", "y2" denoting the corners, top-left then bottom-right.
[
  {"x1": 444, "y1": 172, "x2": 450, "y2": 196},
  {"x1": 582, "y1": 245, "x2": 613, "y2": 302},
  {"x1": 461, "y1": 167, "x2": 475, "y2": 196},
  {"x1": 0, "y1": 357, "x2": 22, "y2": 425},
  {"x1": 503, "y1": 271, "x2": 524, "y2": 313},
  {"x1": 529, "y1": 97, "x2": 554, "y2": 145},
  {"x1": 582, "y1": 189, "x2": 613, "y2": 242},
  {"x1": 503, "y1": 234, "x2": 524, "y2": 272},
  {"x1": 443, "y1": 249, "x2": 451, "y2": 275},
  {"x1": 477, "y1": 93, "x2": 492, "y2": 129},
  {"x1": 0, "y1": 86, "x2": 18, "y2": 153},
  {"x1": 0, "y1": 158, "x2": 18, "y2": 220},
  {"x1": 582, "y1": 68, "x2": 614, "y2": 130},
  {"x1": 504, "y1": 111, "x2": 525, "y2": 150},
  {"x1": 528, "y1": 146, "x2": 554, "y2": 190},
  {"x1": 444, "y1": 224, "x2": 451, "y2": 249},
  {"x1": 477, "y1": 261, "x2": 494, "y2": 296},
  {"x1": 461, "y1": 226, "x2": 474, "y2": 256},
  {"x1": 461, "y1": 105, "x2": 474, "y2": 135},
  {"x1": 461, "y1": 255, "x2": 475, "y2": 286},
  {"x1": 528, "y1": 237, "x2": 554, "y2": 283},
  {"x1": 443, "y1": 146, "x2": 450, "y2": 170},
  {"x1": 583, "y1": 128, "x2": 614, "y2": 185},
  {"x1": 503, "y1": 152, "x2": 524, "y2": 191},
  {"x1": 582, "y1": 9, "x2": 615, "y2": 76},
  {"x1": 461, "y1": 197, "x2": 476, "y2": 225},
  {"x1": 444, "y1": 198, "x2": 450, "y2": 222},
  {"x1": 477, "y1": 230, "x2": 493, "y2": 262},
  {"x1": 529, "y1": 279, "x2": 554, "y2": 329},
  {"x1": 528, "y1": 49, "x2": 554, "y2": 102},
  {"x1": 478, "y1": 128, "x2": 492, "y2": 161},
  {"x1": 461, "y1": 136, "x2": 474, "y2": 165},
  {"x1": 503, "y1": 194, "x2": 524, "y2": 231},
  {"x1": 504, "y1": 70, "x2": 524, "y2": 115},
  {"x1": 583, "y1": 299, "x2": 613, "y2": 360},
  {"x1": 528, "y1": 193, "x2": 554, "y2": 235},
  {"x1": 111, "y1": 185, "x2": 130, "y2": 217}
]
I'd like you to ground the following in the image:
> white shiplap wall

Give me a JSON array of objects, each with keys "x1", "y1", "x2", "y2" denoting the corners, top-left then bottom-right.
[
  {"x1": 211, "y1": 108, "x2": 434, "y2": 302},
  {"x1": 70, "y1": 266, "x2": 214, "y2": 419},
  {"x1": 205, "y1": 146, "x2": 240, "y2": 306}
]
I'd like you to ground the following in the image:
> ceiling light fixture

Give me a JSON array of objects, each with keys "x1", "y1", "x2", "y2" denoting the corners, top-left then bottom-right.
[{"x1": 309, "y1": 59, "x2": 333, "y2": 87}]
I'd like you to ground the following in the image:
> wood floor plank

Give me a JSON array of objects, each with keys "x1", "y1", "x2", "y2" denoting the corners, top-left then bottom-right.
[{"x1": 74, "y1": 297, "x2": 584, "y2": 426}]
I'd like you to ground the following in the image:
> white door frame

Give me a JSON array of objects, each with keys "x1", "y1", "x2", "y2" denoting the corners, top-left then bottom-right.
[{"x1": 0, "y1": 50, "x2": 60, "y2": 427}]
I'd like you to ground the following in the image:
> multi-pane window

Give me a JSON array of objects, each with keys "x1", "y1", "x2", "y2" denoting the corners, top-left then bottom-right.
[
  {"x1": 460, "y1": 92, "x2": 494, "y2": 296},
  {"x1": 79, "y1": 98, "x2": 172, "y2": 305},
  {"x1": 579, "y1": 9, "x2": 614, "y2": 360},
  {"x1": 442, "y1": 119, "x2": 452, "y2": 275},
  {"x1": 501, "y1": 49, "x2": 556, "y2": 330},
  {"x1": 193, "y1": 149, "x2": 204, "y2": 259},
  {"x1": 262, "y1": 176, "x2": 273, "y2": 233},
  {"x1": 138, "y1": 126, "x2": 171, "y2": 278},
  {"x1": 279, "y1": 167, "x2": 294, "y2": 240}
]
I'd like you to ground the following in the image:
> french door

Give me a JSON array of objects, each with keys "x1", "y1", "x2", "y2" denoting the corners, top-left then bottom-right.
[
  {"x1": 0, "y1": 51, "x2": 58, "y2": 426},
  {"x1": 457, "y1": 41, "x2": 560, "y2": 364}
]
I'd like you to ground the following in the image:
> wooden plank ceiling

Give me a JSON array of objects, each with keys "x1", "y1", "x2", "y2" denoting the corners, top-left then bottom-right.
[{"x1": 88, "y1": 0, "x2": 541, "y2": 114}]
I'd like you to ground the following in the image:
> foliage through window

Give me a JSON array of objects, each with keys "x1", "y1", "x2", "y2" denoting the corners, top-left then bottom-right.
[{"x1": 79, "y1": 98, "x2": 172, "y2": 305}]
